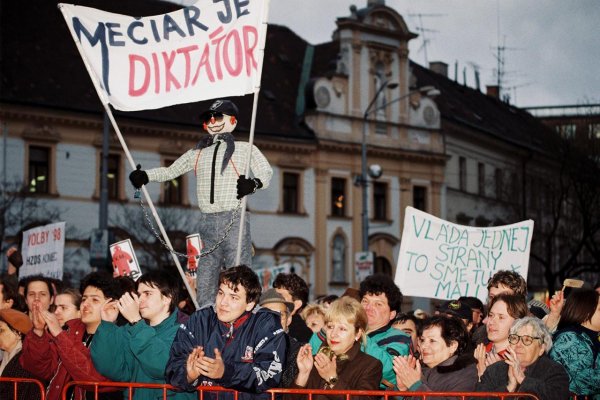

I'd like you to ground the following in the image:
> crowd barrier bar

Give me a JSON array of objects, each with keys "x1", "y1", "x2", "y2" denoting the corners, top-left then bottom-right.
[
  {"x1": 0, "y1": 376, "x2": 47, "y2": 400},
  {"x1": 63, "y1": 381, "x2": 545, "y2": 400},
  {"x1": 63, "y1": 381, "x2": 238, "y2": 400},
  {"x1": 268, "y1": 388, "x2": 541, "y2": 400}
]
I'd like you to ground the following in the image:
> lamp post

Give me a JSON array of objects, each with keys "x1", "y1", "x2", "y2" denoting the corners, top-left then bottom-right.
[{"x1": 361, "y1": 84, "x2": 440, "y2": 252}]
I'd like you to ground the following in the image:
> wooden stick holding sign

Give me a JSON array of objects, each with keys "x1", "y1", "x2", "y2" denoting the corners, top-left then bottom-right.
[{"x1": 562, "y1": 278, "x2": 584, "y2": 291}]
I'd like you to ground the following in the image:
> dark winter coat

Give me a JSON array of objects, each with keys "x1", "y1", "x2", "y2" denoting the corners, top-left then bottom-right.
[
  {"x1": 0, "y1": 349, "x2": 43, "y2": 400},
  {"x1": 165, "y1": 306, "x2": 287, "y2": 400},
  {"x1": 407, "y1": 353, "x2": 478, "y2": 400},
  {"x1": 477, "y1": 353, "x2": 570, "y2": 400}
]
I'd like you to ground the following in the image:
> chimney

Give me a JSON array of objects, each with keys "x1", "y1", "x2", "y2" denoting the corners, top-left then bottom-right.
[
  {"x1": 429, "y1": 61, "x2": 448, "y2": 77},
  {"x1": 486, "y1": 85, "x2": 500, "y2": 99}
]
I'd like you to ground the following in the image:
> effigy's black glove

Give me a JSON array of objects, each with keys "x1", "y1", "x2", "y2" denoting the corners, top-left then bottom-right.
[
  {"x1": 129, "y1": 164, "x2": 149, "y2": 189},
  {"x1": 236, "y1": 175, "x2": 263, "y2": 199}
]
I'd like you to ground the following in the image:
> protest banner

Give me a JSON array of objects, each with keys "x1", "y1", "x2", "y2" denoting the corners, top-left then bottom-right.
[
  {"x1": 20, "y1": 222, "x2": 66, "y2": 280},
  {"x1": 186, "y1": 233, "x2": 203, "y2": 277},
  {"x1": 110, "y1": 239, "x2": 142, "y2": 281},
  {"x1": 395, "y1": 207, "x2": 534, "y2": 302},
  {"x1": 254, "y1": 262, "x2": 291, "y2": 291},
  {"x1": 59, "y1": 0, "x2": 269, "y2": 111}
]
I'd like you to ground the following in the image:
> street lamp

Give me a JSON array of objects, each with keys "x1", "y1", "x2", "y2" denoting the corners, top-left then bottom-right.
[{"x1": 360, "y1": 84, "x2": 440, "y2": 252}]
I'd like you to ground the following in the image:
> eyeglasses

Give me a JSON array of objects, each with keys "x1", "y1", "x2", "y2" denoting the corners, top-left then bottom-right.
[
  {"x1": 203, "y1": 112, "x2": 223, "y2": 123},
  {"x1": 508, "y1": 334, "x2": 543, "y2": 346}
]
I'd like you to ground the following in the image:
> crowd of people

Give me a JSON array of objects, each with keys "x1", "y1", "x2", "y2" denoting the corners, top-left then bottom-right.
[{"x1": 0, "y1": 247, "x2": 599, "y2": 400}]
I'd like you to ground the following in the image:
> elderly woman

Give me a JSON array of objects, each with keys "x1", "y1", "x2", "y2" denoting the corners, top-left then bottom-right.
[
  {"x1": 393, "y1": 315, "x2": 478, "y2": 398},
  {"x1": 549, "y1": 289, "x2": 600, "y2": 398},
  {"x1": 288, "y1": 297, "x2": 382, "y2": 400},
  {"x1": 0, "y1": 308, "x2": 41, "y2": 400},
  {"x1": 477, "y1": 317, "x2": 570, "y2": 400},
  {"x1": 474, "y1": 293, "x2": 528, "y2": 379}
]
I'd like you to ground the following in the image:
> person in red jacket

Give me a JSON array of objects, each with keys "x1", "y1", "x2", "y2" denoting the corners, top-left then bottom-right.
[{"x1": 20, "y1": 272, "x2": 124, "y2": 400}]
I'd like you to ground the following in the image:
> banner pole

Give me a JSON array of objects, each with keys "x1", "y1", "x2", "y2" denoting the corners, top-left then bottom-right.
[
  {"x1": 59, "y1": 4, "x2": 198, "y2": 309},
  {"x1": 103, "y1": 106, "x2": 199, "y2": 309},
  {"x1": 234, "y1": 0, "x2": 271, "y2": 266}
]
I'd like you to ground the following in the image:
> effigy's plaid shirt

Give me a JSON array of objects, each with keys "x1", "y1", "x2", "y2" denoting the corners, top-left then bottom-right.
[{"x1": 146, "y1": 137, "x2": 272, "y2": 213}]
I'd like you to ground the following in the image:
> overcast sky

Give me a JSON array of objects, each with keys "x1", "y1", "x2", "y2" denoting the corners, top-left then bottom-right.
[{"x1": 267, "y1": 0, "x2": 600, "y2": 108}]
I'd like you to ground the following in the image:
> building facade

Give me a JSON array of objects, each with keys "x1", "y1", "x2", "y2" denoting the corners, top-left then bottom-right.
[{"x1": 2, "y1": 0, "x2": 584, "y2": 299}]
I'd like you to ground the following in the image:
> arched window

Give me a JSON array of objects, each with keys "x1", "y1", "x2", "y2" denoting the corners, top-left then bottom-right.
[{"x1": 331, "y1": 234, "x2": 346, "y2": 283}]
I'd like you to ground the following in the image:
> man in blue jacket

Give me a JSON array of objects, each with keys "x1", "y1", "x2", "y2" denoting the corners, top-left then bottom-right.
[
  {"x1": 166, "y1": 265, "x2": 286, "y2": 400},
  {"x1": 91, "y1": 270, "x2": 193, "y2": 400}
]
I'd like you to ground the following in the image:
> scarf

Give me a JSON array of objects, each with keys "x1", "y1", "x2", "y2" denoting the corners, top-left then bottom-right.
[{"x1": 195, "y1": 133, "x2": 235, "y2": 174}]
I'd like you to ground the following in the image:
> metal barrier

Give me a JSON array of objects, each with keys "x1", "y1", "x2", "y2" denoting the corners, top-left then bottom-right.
[
  {"x1": 0, "y1": 376, "x2": 46, "y2": 400},
  {"x1": 63, "y1": 381, "x2": 237, "y2": 400},
  {"x1": 63, "y1": 381, "x2": 545, "y2": 400},
  {"x1": 269, "y1": 388, "x2": 542, "y2": 400}
]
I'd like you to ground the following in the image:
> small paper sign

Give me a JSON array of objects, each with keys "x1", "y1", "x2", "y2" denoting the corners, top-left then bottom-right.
[
  {"x1": 110, "y1": 239, "x2": 141, "y2": 281},
  {"x1": 186, "y1": 233, "x2": 203, "y2": 277}
]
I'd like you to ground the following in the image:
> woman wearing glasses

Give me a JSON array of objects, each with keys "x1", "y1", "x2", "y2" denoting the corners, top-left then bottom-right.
[{"x1": 476, "y1": 317, "x2": 570, "y2": 400}]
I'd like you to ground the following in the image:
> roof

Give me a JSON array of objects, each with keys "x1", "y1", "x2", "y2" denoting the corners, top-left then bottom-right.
[
  {"x1": 0, "y1": 0, "x2": 316, "y2": 142},
  {"x1": 0, "y1": 0, "x2": 560, "y2": 155},
  {"x1": 409, "y1": 62, "x2": 561, "y2": 156}
]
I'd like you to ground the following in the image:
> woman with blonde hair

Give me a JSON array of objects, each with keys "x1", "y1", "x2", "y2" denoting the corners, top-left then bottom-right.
[
  {"x1": 300, "y1": 303, "x2": 326, "y2": 333},
  {"x1": 288, "y1": 297, "x2": 382, "y2": 400}
]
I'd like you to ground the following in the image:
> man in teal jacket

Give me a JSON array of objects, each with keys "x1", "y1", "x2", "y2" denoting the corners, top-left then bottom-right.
[{"x1": 91, "y1": 271, "x2": 195, "y2": 399}]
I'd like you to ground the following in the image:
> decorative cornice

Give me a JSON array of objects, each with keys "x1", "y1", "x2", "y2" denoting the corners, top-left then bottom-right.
[{"x1": 22, "y1": 124, "x2": 62, "y2": 142}]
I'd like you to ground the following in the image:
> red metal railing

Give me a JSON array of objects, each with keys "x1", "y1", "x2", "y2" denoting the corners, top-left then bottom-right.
[
  {"x1": 62, "y1": 381, "x2": 545, "y2": 400},
  {"x1": 0, "y1": 378, "x2": 585, "y2": 400},
  {"x1": 0, "y1": 376, "x2": 46, "y2": 400}
]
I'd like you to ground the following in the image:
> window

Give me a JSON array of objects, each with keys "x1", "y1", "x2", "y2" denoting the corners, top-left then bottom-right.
[
  {"x1": 589, "y1": 124, "x2": 600, "y2": 139},
  {"x1": 106, "y1": 154, "x2": 120, "y2": 200},
  {"x1": 28, "y1": 146, "x2": 50, "y2": 193},
  {"x1": 331, "y1": 234, "x2": 346, "y2": 283},
  {"x1": 459, "y1": 156, "x2": 467, "y2": 191},
  {"x1": 163, "y1": 159, "x2": 183, "y2": 205},
  {"x1": 331, "y1": 177, "x2": 346, "y2": 217},
  {"x1": 373, "y1": 181, "x2": 388, "y2": 220},
  {"x1": 282, "y1": 172, "x2": 300, "y2": 213},
  {"x1": 478, "y1": 163, "x2": 485, "y2": 195},
  {"x1": 413, "y1": 186, "x2": 427, "y2": 211},
  {"x1": 495, "y1": 168, "x2": 503, "y2": 200},
  {"x1": 556, "y1": 124, "x2": 576, "y2": 138}
]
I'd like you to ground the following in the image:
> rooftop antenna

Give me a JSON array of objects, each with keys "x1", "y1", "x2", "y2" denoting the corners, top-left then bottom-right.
[
  {"x1": 491, "y1": 36, "x2": 524, "y2": 101},
  {"x1": 468, "y1": 62, "x2": 481, "y2": 91},
  {"x1": 492, "y1": 1, "x2": 523, "y2": 99},
  {"x1": 408, "y1": 13, "x2": 446, "y2": 66}
]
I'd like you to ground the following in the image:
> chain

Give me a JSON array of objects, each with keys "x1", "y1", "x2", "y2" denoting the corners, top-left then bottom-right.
[{"x1": 136, "y1": 189, "x2": 242, "y2": 259}]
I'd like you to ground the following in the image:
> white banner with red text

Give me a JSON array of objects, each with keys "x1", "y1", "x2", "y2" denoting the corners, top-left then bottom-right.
[
  {"x1": 59, "y1": 0, "x2": 268, "y2": 111},
  {"x1": 20, "y1": 222, "x2": 65, "y2": 280}
]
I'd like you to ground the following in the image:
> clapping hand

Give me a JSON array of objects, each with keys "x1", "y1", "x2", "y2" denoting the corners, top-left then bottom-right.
[
  {"x1": 186, "y1": 346, "x2": 205, "y2": 383},
  {"x1": 393, "y1": 355, "x2": 421, "y2": 390},
  {"x1": 197, "y1": 348, "x2": 225, "y2": 379},
  {"x1": 31, "y1": 301, "x2": 47, "y2": 337},
  {"x1": 117, "y1": 292, "x2": 142, "y2": 324},
  {"x1": 100, "y1": 300, "x2": 120, "y2": 323},
  {"x1": 314, "y1": 351, "x2": 337, "y2": 382},
  {"x1": 504, "y1": 346, "x2": 525, "y2": 392},
  {"x1": 41, "y1": 310, "x2": 62, "y2": 337}
]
